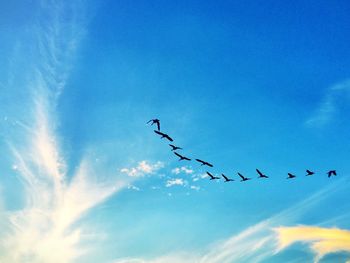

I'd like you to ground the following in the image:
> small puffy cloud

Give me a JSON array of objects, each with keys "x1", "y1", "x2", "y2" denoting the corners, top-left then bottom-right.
[
  {"x1": 191, "y1": 173, "x2": 208, "y2": 182},
  {"x1": 127, "y1": 184, "x2": 140, "y2": 191},
  {"x1": 120, "y1": 161, "x2": 164, "y2": 177},
  {"x1": 165, "y1": 178, "x2": 187, "y2": 188},
  {"x1": 171, "y1": 166, "x2": 194, "y2": 175},
  {"x1": 274, "y1": 225, "x2": 350, "y2": 262},
  {"x1": 190, "y1": 185, "x2": 200, "y2": 191}
]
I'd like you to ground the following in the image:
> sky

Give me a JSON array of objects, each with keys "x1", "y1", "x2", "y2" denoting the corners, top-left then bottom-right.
[{"x1": 0, "y1": 0, "x2": 350, "y2": 262}]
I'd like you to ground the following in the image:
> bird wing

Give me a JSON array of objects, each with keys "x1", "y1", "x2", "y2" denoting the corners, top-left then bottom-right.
[
  {"x1": 154, "y1": 130, "x2": 164, "y2": 136},
  {"x1": 184, "y1": 157, "x2": 191, "y2": 161},
  {"x1": 174, "y1": 152, "x2": 183, "y2": 158},
  {"x1": 169, "y1": 144, "x2": 175, "y2": 149},
  {"x1": 222, "y1": 174, "x2": 230, "y2": 181},
  {"x1": 156, "y1": 121, "x2": 160, "y2": 131},
  {"x1": 166, "y1": 135, "x2": 174, "y2": 141},
  {"x1": 237, "y1": 173, "x2": 244, "y2": 180},
  {"x1": 195, "y1": 159, "x2": 204, "y2": 164},
  {"x1": 206, "y1": 172, "x2": 214, "y2": 179},
  {"x1": 256, "y1": 169, "x2": 263, "y2": 176},
  {"x1": 147, "y1": 119, "x2": 153, "y2": 124}
]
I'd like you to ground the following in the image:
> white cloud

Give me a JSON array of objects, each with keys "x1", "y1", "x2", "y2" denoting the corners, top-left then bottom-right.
[
  {"x1": 306, "y1": 79, "x2": 350, "y2": 127},
  {"x1": 165, "y1": 178, "x2": 186, "y2": 187},
  {"x1": 120, "y1": 161, "x2": 164, "y2": 177},
  {"x1": 0, "y1": 2, "x2": 130, "y2": 262},
  {"x1": 171, "y1": 166, "x2": 194, "y2": 175},
  {"x1": 190, "y1": 185, "x2": 200, "y2": 191}
]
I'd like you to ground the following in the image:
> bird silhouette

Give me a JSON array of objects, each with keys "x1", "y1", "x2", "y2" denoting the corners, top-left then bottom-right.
[
  {"x1": 327, "y1": 170, "x2": 337, "y2": 178},
  {"x1": 306, "y1": 169, "x2": 315, "y2": 176},
  {"x1": 195, "y1": 159, "x2": 213, "y2": 167},
  {"x1": 256, "y1": 169, "x2": 269, "y2": 178},
  {"x1": 287, "y1": 173, "x2": 296, "y2": 179},
  {"x1": 222, "y1": 174, "x2": 234, "y2": 182},
  {"x1": 174, "y1": 152, "x2": 191, "y2": 161},
  {"x1": 237, "y1": 172, "x2": 251, "y2": 182},
  {"x1": 154, "y1": 130, "x2": 173, "y2": 142},
  {"x1": 147, "y1": 119, "x2": 160, "y2": 131},
  {"x1": 169, "y1": 144, "x2": 182, "y2": 151},
  {"x1": 206, "y1": 172, "x2": 220, "y2": 180}
]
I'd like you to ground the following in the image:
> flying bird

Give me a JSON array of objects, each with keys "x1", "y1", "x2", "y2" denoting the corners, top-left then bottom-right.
[
  {"x1": 195, "y1": 159, "x2": 213, "y2": 167},
  {"x1": 147, "y1": 119, "x2": 160, "y2": 131},
  {"x1": 306, "y1": 169, "x2": 315, "y2": 176},
  {"x1": 237, "y1": 172, "x2": 251, "y2": 182},
  {"x1": 327, "y1": 170, "x2": 337, "y2": 178},
  {"x1": 169, "y1": 144, "x2": 182, "y2": 151},
  {"x1": 287, "y1": 173, "x2": 296, "y2": 179},
  {"x1": 174, "y1": 152, "x2": 191, "y2": 161},
  {"x1": 206, "y1": 172, "x2": 220, "y2": 180},
  {"x1": 256, "y1": 169, "x2": 269, "y2": 178},
  {"x1": 154, "y1": 130, "x2": 173, "y2": 142},
  {"x1": 222, "y1": 174, "x2": 234, "y2": 182}
]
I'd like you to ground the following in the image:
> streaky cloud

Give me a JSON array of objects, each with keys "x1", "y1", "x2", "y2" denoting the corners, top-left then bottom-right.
[
  {"x1": 306, "y1": 79, "x2": 350, "y2": 127},
  {"x1": 113, "y1": 181, "x2": 347, "y2": 263},
  {"x1": 274, "y1": 226, "x2": 350, "y2": 262},
  {"x1": 0, "y1": 1, "x2": 130, "y2": 262}
]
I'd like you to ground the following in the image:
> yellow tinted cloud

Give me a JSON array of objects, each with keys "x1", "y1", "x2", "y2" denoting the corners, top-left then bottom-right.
[{"x1": 275, "y1": 226, "x2": 350, "y2": 262}]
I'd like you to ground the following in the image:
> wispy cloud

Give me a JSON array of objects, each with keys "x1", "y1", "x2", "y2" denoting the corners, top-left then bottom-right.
[
  {"x1": 275, "y1": 225, "x2": 350, "y2": 262},
  {"x1": 113, "y1": 181, "x2": 348, "y2": 263},
  {"x1": 0, "y1": 1, "x2": 130, "y2": 262},
  {"x1": 306, "y1": 79, "x2": 350, "y2": 127}
]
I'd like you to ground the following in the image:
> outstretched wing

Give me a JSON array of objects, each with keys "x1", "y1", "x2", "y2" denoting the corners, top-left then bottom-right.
[
  {"x1": 206, "y1": 171, "x2": 214, "y2": 179},
  {"x1": 256, "y1": 169, "x2": 263, "y2": 176},
  {"x1": 174, "y1": 152, "x2": 183, "y2": 159},
  {"x1": 147, "y1": 119, "x2": 153, "y2": 124},
  {"x1": 154, "y1": 130, "x2": 164, "y2": 136},
  {"x1": 156, "y1": 121, "x2": 160, "y2": 131},
  {"x1": 237, "y1": 173, "x2": 244, "y2": 180},
  {"x1": 222, "y1": 174, "x2": 229, "y2": 181},
  {"x1": 206, "y1": 162, "x2": 213, "y2": 167},
  {"x1": 195, "y1": 159, "x2": 204, "y2": 164},
  {"x1": 165, "y1": 134, "x2": 173, "y2": 141}
]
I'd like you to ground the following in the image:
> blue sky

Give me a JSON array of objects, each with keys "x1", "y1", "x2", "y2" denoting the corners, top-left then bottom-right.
[{"x1": 1, "y1": 1, "x2": 350, "y2": 262}]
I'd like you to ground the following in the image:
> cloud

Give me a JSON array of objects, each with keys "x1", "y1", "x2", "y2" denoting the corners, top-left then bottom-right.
[
  {"x1": 306, "y1": 79, "x2": 350, "y2": 127},
  {"x1": 113, "y1": 181, "x2": 349, "y2": 263},
  {"x1": 190, "y1": 185, "x2": 200, "y2": 191},
  {"x1": 171, "y1": 166, "x2": 194, "y2": 175},
  {"x1": 120, "y1": 161, "x2": 164, "y2": 177},
  {"x1": 165, "y1": 178, "x2": 187, "y2": 187},
  {"x1": 0, "y1": 1, "x2": 130, "y2": 262},
  {"x1": 275, "y1": 225, "x2": 350, "y2": 262}
]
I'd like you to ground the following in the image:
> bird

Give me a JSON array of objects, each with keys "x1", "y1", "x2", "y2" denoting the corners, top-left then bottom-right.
[
  {"x1": 287, "y1": 173, "x2": 296, "y2": 179},
  {"x1": 206, "y1": 172, "x2": 220, "y2": 180},
  {"x1": 154, "y1": 130, "x2": 173, "y2": 142},
  {"x1": 306, "y1": 169, "x2": 315, "y2": 176},
  {"x1": 169, "y1": 144, "x2": 182, "y2": 151},
  {"x1": 256, "y1": 169, "x2": 269, "y2": 178},
  {"x1": 174, "y1": 152, "x2": 191, "y2": 161},
  {"x1": 222, "y1": 174, "x2": 234, "y2": 182},
  {"x1": 195, "y1": 159, "x2": 213, "y2": 167},
  {"x1": 327, "y1": 170, "x2": 337, "y2": 178},
  {"x1": 237, "y1": 172, "x2": 251, "y2": 182},
  {"x1": 147, "y1": 119, "x2": 160, "y2": 131}
]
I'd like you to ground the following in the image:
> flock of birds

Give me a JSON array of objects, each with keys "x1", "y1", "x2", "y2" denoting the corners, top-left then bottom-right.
[{"x1": 147, "y1": 119, "x2": 338, "y2": 182}]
